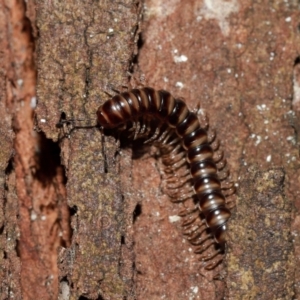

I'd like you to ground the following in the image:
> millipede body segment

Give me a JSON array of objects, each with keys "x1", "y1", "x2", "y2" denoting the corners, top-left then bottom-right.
[{"x1": 97, "y1": 87, "x2": 233, "y2": 265}]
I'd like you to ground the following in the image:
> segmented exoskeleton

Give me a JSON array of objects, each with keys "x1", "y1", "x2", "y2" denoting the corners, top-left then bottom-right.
[{"x1": 97, "y1": 87, "x2": 235, "y2": 268}]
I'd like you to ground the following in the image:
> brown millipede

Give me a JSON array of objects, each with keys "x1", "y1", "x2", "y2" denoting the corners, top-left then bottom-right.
[{"x1": 96, "y1": 87, "x2": 235, "y2": 268}]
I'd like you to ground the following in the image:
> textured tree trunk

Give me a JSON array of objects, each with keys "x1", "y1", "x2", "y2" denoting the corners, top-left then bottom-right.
[{"x1": 0, "y1": 0, "x2": 299, "y2": 299}]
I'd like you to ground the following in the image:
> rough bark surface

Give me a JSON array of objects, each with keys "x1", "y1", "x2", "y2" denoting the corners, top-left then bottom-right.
[
  {"x1": 0, "y1": 2, "x2": 18, "y2": 298},
  {"x1": 133, "y1": 0, "x2": 299, "y2": 299},
  {"x1": 36, "y1": 0, "x2": 141, "y2": 299},
  {"x1": 227, "y1": 168, "x2": 293, "y2": 299},
  {"x1": 0, "y1": 0, "x2": 299, "y2": 299},
  {"x1": 1, "y1": 0, "x2": 70, "y2": 299}
]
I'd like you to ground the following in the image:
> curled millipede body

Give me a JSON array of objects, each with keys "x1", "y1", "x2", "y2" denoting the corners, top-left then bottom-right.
[{"x1": 97, "y1": 87, "x2": 234, "y2": 268}]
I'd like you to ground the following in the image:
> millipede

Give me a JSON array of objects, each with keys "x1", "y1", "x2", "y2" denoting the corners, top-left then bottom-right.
[{"x1": 96, "y1": 87, "x2": 235, "y2": 269}]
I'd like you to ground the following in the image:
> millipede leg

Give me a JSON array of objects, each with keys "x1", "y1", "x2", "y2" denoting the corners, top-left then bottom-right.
[
  {"x1": 203, "y1": 253, "x2": 223, "y2": 270},
  {"x1": 161, "y1": 144, "x2": 183, "y2": 163},
  {"x1": 143, "y1": 119, "x2": 152, "y2": 137},
  {"x1": 128, "y1": 72, "x2": 146, "y2": 88},
  {"x1": 221, "y1": 181, "x2": 236, "y2": 196},
  {"x1": 194, "y1": 107, "x2": 209, "y2": 130},
  {"x1": 193, "y1": 236, "x2": 215, "y2": 249},
  {"x1": 157, "y1": 128, "x2": 174, "y2": 145},
  {"x1": 207, "y1": 128, "x2": 216, "y2": 144},
  {"x1": 144, "y1": 126, "x2": 161, "y2": 144},
  {"x1": 181, "y1": 221, "x2": 203, "y2": 235},
  {"x1": 162, "y1": 157, "x2": 188, "y2": 175},
  {"x1": 210, "y1": 139, "x2": 220, "y2": 152},
  {"x1": 213, "y1": 149, "x2": 224, "y2": 163},
  {"x1": 217, "y1": 169, "x2": 230, "y2": 181},
  {"x1": 170, "y1": 158, "x2": 188, "y2": 171},
  {"x1": 225, "y1": 200, "x2": 236, "y2": 210},
  {"x1": 216, "y1": 158, "x2": 227, "y2": 170},
  {"x1": 133, "y1": 118, "x2": 150, "y2": 139},
  {"x1": 168, "y1": 190, "x2": 194, "y2": 203},
  {"x1": 166, "y1": 176, "x2": 192, "y2": 190},
  {"x1": 133, "y1": 121, "x2": 142, "y2": 140},
  {"x1": 178, "y1": 206, "x2": 198, "y2": 217},
  {"x1": 185, "y1": 226, "x2": 208, "y2": 242},
  {"x1": 139, "y1": 119, "x2": 147, "y2": 136},
  {"x1": 161, "y1": 172, "x2": 194, "y2": 201},
  {"x1": 165, "y1": 170, "x2": 190, "y2": 185},
  {"x1": 200, "y1": 247, "x2": 222, "y2": 260},
  {"x1": 126, "y1": 122, "x2": 137, "y2": 139},
  {"x1": 179, "y1": 207, "x2": 202, "y2": 228},
  {"x1": 180, "y1": 211, "x2": 200, "y2": 227}
]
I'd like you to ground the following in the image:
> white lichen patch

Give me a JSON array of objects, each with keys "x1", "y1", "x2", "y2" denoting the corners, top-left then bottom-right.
[
  {"x1": 197, "y1": 0, "x2": 239, "y2": 36},
  {"x1": 17, "y1": 79, "x2": 23, "y2": 87},
  {"x1": 190, "y1": 286, "x2": 199, "y2": 294},
  {"x1": 58, "y1": 281, "x2": 70, "y2": 300},
  {"x1": 254, "y1": 135, "x2": 262, "y2": 146},
  {"x1": 174, "y1": 54, "x2": 188, "y2": 63},
  {"x1": 145, "y1": 0, "x2": 181, "y2": 18},
  {"x1": 169, "y1": 215, "x2": 181, "y2": 223},
  {"x1": 285, "y1": 16, "x2": 291, "y2": 22},
  {"x1": 293, "y1": 69, "x2": 300, "y2": 107},
  {"x1": 256, "y1": 104, "x2": 267, "y2": 111},
  {"x1": 30, "y1": 97, "x2": 37, "y2": 108},
  {"x1": 31, "y1": 211, "x2": 37, "y2": 221},
  {"x1": 175, "y1": 81, "x2": 184, "y2": 89}
]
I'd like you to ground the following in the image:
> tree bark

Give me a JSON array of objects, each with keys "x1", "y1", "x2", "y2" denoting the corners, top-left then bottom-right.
[
  {"x1": 0, "y1": 0, "x2": 299, "y2": 299},
  {"x1": 36, "y1": 0, "x2": 141, "y2": 299}
]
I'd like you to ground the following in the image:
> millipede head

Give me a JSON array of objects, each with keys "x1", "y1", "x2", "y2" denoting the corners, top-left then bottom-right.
[
  {"x1": 97, "y1": 95, "x2": 132, "y2": 129},
  {"x1": 97, "y1": 102, "x2": 122, "y2": 128}
]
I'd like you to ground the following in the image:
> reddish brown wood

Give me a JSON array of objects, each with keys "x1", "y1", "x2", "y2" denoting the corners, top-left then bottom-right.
[
  {"x1": 0, "y1": 0, "x2": 299, "y2": 299},
  {"x1": 135, "y1": 0, "x2": 300, "y2": 299}
]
